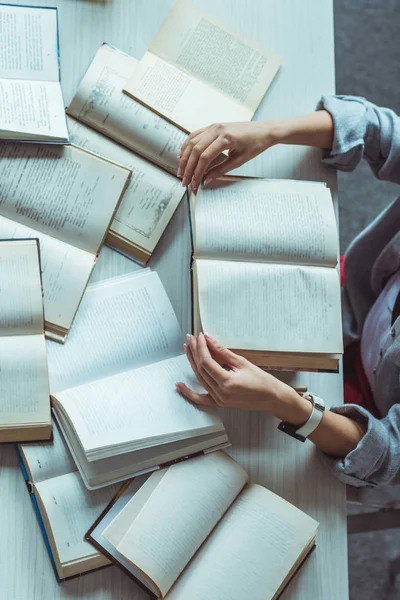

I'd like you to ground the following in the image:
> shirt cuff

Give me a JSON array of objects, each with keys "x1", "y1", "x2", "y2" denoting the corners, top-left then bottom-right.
[
  {"x1": 319, "y1": 404, "x2": 386, "y2": 487},
  {"x1": 316, "y1": 95, "x2": 368, "y2": 171}
]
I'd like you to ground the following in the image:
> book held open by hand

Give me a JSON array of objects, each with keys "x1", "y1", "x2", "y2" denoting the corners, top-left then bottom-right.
[
  {"x1": 191, "y1": 177, "x2": 343, "y2": 371},
  {"x1": 0, "y1": 141, "x2": 130, "y2": 341},
  {"x1": 67, "y1": 44, "x2": 187, "y2": 264},
  {"x1": 87, "y1": 451, "x2": 318, "y2": 600},
  {"x1": 123, "y1": 0, "x2": 281, "y2": 133},
  {"x1": 47, "y1": 270, "x2": 228, "y2": 489},
  {"x1": 0, "y1": 4, "x2": 69, "y2": 143},
  {"x1": 0, "y1": 239, "x2": 51, "y2": 441}
]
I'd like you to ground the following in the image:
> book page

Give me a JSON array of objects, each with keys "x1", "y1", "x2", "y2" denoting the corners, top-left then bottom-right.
[
  {"x1": 0, "y1": 334, "x2": 49, "y2": 427},
  {"x1": 124, "y1": 52, "x2": 252, "y2": 133},
  {"x1": 0, "y1": 80, "x2": 67, "y2": 141},
  {"x1": 194, "y1": 178, "x2": 338, "y2": 266},
  {"x1": 107, "y1": 453, "x2": 248, "y2": 597},
  {"x1": 0, "y1": 5, "x2": 59, "y2": 81},
  {"x1": 196, "y1": 259, "x2": 343, "y2": 354},
  {"x1": 47, "y1": 271, "x2": 183, "y2": 393},
  {"x1": 67, "y1": 116, "x2": 185, "y2": 254},
  {"x1": 148, "y1": 0, "x2": 281, "y2": 112},
  {"x1": 19, "y1": 420, "x2": 77, "y2": 484},
  {"x1": 67, "y1": 44, "x2": 185, "y2": 173},
  {"x1": 53, "y1": 354, "x2": 223, "y2": 461},
  {"x1": 34, "y1": 471, "x2": 119, "y2": 566},
  {"x1": 165, "y1": 484, "x2": 318, "y2": 600},
  {"x1": 0, "y1": 240, "x2": 43, "y2": 335},
  {"x1": 0, "y1": 141, "x2": 129, "y2": 254},
  {"x1": 0, "y1": 215, "x2": 95, "y2": 333}
]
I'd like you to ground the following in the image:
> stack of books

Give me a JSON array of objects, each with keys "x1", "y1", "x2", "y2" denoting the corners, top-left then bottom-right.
[{"x1": 1, "y1": 2, "x2": 343, "y2": 598}]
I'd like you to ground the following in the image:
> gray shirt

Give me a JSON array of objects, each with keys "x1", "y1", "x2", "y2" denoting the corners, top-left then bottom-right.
[{"x1": 316, "y1": 95, "x2": 400, "y2": 488}]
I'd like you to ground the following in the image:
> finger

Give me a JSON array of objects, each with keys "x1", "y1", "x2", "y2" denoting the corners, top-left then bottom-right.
[
  {"x1": 175, "y1": 382, "x2": 215, "y2": 406},
  {"x1": 204, "y1": 154, "x2": 245, "y2": 184},
  {"x1": 196, "y1": 332, "x2": 230, "y2": 383},
  {"x1": 179, "y1": 127, "x2": 207, "y2": 158},
  {"x1": 204, "y1": 334, "x2": 244, "y2": 369},
  {"x1": 181, "y1": 131, "x2": 220, "y2": 188},
  {"x1": 184, "y1": 342, "x2": 218, "y2": 394},
  {"x1": 178, "y1": 129, "x2": 209, "y2": 178},
  {"x1": 190, "y1": 138, "x2": 231, "y2": 192}
]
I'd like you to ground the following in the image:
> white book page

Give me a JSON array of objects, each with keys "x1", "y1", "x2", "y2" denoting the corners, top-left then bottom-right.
[
  {"x1": 0, "y1": 334, "x2": 49, "y2": 427},
  {"x1": 0, "y1": 5, "x2": 59, "y2": 81},
  {"x1": 19, "y1": 420, "x2": 77, "y2": 484},
  {"x1": 110, "y1": 453, "x2": 248, "y2": 597},
  {"x1": 196, "y1": 259, "x2": 343, "y2": 353},
  {"x1": 147, "y1": 0, "x2": 281, "y2": 112},
  {"x1": 194, "y1": 179, "x2": 338, "y2": 266},
  {"x1": 46, "y1": 271, "x2": 183, "y2": 393},
  {"x1": 0, "y1": 142, "x2": 129, "y2": 254},
  {"x1": 165, "y1": 484, "x2": 318, "y2": 600},
  {"x1": 67, "y1": 116, "x2": 185, "y2": 254},
  {"x1": 34, "y1": 472, "x2": 119, "y2": 565},
  {"x1": 0, "y1": 216, "x2": 95, "y2": 333},
  {"x1": 53, "y1": 354, "x2": 223, "y2": 460},
  {"x1": 67, "y1": 44, "x2": 185, "y2": 173},
  {"x1": 0, "y1": 80, "x2": 67, "y2": 141},
  {"x1": 0, "y1": 241, "x2": 43, "y2": 335},
  {"x1": 124, "y1": 52, "x2": 252, "y2": 133}
]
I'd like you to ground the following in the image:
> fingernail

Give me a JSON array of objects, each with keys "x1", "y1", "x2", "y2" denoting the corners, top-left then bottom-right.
[
  {"x1": 205, "y1": 332, "x2": 215, "y2": 341},
  {"x1": 186, "y1": 333, "x2": 191, "y2": 340},
  {"x1": 182, "y1": 179, "x2": 187, "y2": 187},
  {"x1": 177, "y1": 168, "x2": 182, "y2": 177},
  {"x1": 199, "y1": 332, "x2": 203, "y2": 338},
  {"x1": 204, "y1": 177, "x2": 211, "y2": 185},
  {"x1": 178, "y1": 151, "x2": 182, "y2": 158},
  {"x1": 183, "y1": 343, "x2": 188, "y2": 352}
]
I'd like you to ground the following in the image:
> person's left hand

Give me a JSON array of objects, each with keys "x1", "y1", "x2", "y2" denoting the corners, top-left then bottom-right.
[{"x1": 176, "y1": 333, "x2": 298, "y2": 412}]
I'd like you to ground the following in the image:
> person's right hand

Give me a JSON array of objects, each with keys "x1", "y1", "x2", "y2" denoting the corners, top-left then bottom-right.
[{"x1": 177, "y1": 121, "x2": 277, "y2": 192}]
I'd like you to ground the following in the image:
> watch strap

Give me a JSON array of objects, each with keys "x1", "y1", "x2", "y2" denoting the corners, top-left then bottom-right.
[{"x1": 278, "y1": 393, "x2": 325, "y2": 442}]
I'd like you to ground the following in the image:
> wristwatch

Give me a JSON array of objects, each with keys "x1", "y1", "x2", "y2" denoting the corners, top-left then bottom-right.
[{"x1": 277, "y1": 392, "x2": 325, "y2": 442}]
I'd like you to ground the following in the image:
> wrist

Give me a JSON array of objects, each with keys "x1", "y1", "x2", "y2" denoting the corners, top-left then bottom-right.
[{"x1": 269, "y1": 385, "x2": 313, "y2": 427}]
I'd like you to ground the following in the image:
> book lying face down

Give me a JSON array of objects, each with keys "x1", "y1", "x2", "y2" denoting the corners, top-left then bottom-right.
[
  {"x1": 87, "y1": 451, "x2": 319, "y2": 600},
  {"x1": 46, "y1": 270, "x2": 229, "y2": 489}
]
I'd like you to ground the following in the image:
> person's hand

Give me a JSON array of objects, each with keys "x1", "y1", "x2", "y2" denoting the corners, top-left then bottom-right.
[
  {"x1": 176, "y1": 333, "x2": 301, "y2": 414},
  {"x1": 177, "y1": 121, "x2": 277, "y2": 192}
]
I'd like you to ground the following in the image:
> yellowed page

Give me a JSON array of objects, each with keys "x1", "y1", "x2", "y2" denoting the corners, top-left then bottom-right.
[
  {"x1": 0, "y1": 334, "x2": 50, "y2": 428},
  {"x1": 0, "y1": 142, "x2": 129, "y2": 255},
  {"x1": 194, "y1": 178, "x2": 338, "y2": 267},
  {"x1": 67, "y1": 44, "x2": 185, "y2": 173},
  {"x1": 196, "y1": 259, "x2": 343, "y2": 354},
  {"x1": 124, "y1": 0, "x2": 281, "y2": 130},
  {"x1": 34, "y1": 472, "x2": 119, "y2": 566},
  {"x1": 67, "y1": 117, "x2": 185, "y2": 254},
  {"x1": 124, "y1": 52, "x2": 252, "y2": 132},
  {"x1": 109, "y1": 453, "x2": 248, "y2": 597},
  {"x1": 165, "y1": 484, "x2": 318, "y2": 600},
  {"x1": 0, "y1": 216, "x2": 95, "y2": 335}
]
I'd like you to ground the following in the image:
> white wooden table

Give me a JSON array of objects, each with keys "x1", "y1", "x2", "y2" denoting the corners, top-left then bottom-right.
[{"x1": 0, "y1": 1, "x2": 348, "y2": 599}]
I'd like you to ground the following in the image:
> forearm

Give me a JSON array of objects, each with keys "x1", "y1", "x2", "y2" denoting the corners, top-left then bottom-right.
[
  {"x1": 270, "y1": 387, "x2": 367, "y2": 458},
  {"x1": 267, "y1": 110, "x2": 334, "y2": 150}
]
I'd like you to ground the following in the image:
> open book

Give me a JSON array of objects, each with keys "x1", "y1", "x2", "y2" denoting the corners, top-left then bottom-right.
[
  {"x1": 191, "y1": 177, "x2": 343, "y2": 371},
  {"x1": 0, "y1": 239, "x2": 50, "y2": 442},
  {"x1": 87, "y1": 451, "x2": 318, "y2": 600},
  {"x1": 0, "y1": 141, "x2": 130, "y2": 341},
  {"x1": 17, "y1": 421, "x2": 119, "y2": 580},
  {"x1": 66, "y1": 43, "x2": 187, "y2": 265},
  {"x1": 47, "y1": 270, "x2": 228, "y2": 489},
  {"x1": 0, "y1": 4, "x2": 68, "y2": 143},
  {"x1": 123, "y1": 0, "x2": 281, "y2": 133}
]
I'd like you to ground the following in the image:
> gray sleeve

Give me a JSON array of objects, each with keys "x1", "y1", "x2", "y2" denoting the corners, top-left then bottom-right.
[
  {"x1": 317, "y1": 95, "x2": 400, "y2": 184},
  {"x1": 319, "y1": 403, "x2": 400, "y2": 487}
]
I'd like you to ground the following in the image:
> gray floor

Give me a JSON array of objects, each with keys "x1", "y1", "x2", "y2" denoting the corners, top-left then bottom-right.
[{"x1": 334, "y1": 1, "x2": 400, "y2": 599}]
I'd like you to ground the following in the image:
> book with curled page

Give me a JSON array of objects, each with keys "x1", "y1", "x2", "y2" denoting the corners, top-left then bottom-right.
[
  {"x1": 47, "y1": 270, "x2": 228, "y2": 489},
  {"x1": 0, "y1": 238, "x2": 51, "y2": 441},
  {"x1": 190, "y1": 177, "x2": 343, "y2": 372},
  {"x1": 17, "y1": 420, "x2": 120, "y2": 580},
  {"x1": 122, "y1": 0, "x2": 281, "y2": 133},
  {"x1": 0, "y1": 141, "x2": 131, "y2": 342},
  {"x1": 66, "y1": 44, "x2": 188, "y2": 265},
  {"x1": 86, "y1": 451, "x2": 318, "y2": 600},
  {"x1": 0, "y1": 4, "x2": 69, "y2": 143}
]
